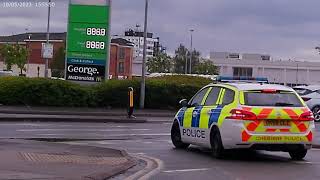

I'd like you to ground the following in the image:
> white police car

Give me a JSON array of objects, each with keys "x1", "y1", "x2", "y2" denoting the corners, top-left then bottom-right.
[{"x1": 171, "y1": 77, "x2": 315, "y2": 160}]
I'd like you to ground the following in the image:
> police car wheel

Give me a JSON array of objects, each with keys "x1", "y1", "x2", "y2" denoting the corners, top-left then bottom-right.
[
  {"x1": 210, "y1": 126, "x2": 224, "y2": 159},
  {"x1": 289, "y1": 149, "x2": 308, "y2": 160},
  {"x1": 171, "y1": 121, "x2": 190, "y2": 149},
  {"x1": 312, "y1": 106, "x2": 320, "y2": 122}
]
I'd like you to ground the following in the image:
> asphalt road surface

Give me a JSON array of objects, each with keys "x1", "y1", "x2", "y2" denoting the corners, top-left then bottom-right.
[{"x1": 0, "y1": 121, "x2": 320, "y2": 180}]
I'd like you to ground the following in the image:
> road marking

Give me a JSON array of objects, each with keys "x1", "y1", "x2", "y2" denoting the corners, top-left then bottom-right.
[
  {"x1": 143, "y1": 142, "x2": 153, "y2": 144},
  {"x1": 16, "y1": 129, "x2": 151, "y2": 132},
  {"x1": 163, "y1": 168, "x2": 209, "y2": 173},
  {"x1": 37, "y1": 134, "x2": 63, "y2": 136},
  {"x1": 131, "y1": 153, "x2": 146, "y2": 155},
  {"x1": 96, "y1": 141, "x2": 116, "y2": 145},
  {"x1": 293, "y1": 161, "x2": 320, "y2": 165}
]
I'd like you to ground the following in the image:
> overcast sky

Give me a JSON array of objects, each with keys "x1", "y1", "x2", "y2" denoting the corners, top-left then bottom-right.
[{"x1": 1, "y1": 0, "x2": 320, "y2": 61}]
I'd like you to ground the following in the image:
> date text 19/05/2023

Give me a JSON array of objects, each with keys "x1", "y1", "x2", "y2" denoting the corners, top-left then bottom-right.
[{"x1": 1, "y1": 1, "x2": 55, "y2": 8}]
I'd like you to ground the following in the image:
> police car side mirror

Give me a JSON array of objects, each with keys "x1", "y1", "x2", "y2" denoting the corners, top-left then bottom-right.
[{"x1": 179, "y1": 99, "x2": 189, "y2": 107}]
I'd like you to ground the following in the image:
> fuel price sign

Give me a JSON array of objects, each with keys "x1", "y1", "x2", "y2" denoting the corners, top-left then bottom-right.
[{"x1": 66, "y1": 1, "x2": 110, "y2": 82}]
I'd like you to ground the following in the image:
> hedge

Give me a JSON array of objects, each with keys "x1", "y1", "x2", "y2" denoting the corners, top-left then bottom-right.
[{"x1": 0, "y1": 75, "x2": 212, "y2": 109}]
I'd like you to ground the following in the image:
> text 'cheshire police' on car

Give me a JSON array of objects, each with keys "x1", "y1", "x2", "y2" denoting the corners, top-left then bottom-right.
[{"x1": 171, "y1": 82, "x2": 315, "y2": 160}]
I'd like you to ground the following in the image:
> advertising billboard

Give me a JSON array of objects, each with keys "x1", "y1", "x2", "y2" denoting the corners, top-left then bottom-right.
[{"x1": 66, "y1": 1, "x2": 110, "y2": 82}]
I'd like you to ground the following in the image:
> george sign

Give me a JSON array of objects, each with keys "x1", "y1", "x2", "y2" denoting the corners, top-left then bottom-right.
[
  {"x1": 65, "y1": 1, "x2": 110, "y2": 82},
  {"x1": 41, "y1": 43, "x2": 54, "y2": 59}
]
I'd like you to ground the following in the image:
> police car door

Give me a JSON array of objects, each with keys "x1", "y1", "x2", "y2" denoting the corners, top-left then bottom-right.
[
  {"x1": 198, "y1": 86, "x2": 223, "y2": 147},
  {"x1": 181, "y1": 87, "x2": 212, "y2": 145}
]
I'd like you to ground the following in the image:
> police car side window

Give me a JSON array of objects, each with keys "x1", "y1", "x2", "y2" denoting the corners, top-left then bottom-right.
[
  {"x1": 222, "y1": 89, "x2": 235, "y2": 105},
  {"x1": 204, "y1": 87, "x2": 221, "y2": 106},
  {"x1": 190, "y1": 88, "x2": 209, "y2": 107}
]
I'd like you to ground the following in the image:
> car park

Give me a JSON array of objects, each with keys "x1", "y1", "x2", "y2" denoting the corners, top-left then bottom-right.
[{"x1": 294, "y1": 85, "x2": 320, "y2": 122}]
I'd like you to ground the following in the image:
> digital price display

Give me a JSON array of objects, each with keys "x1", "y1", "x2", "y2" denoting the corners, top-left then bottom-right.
[{"x1": 66, "y1": 2, "x2": 110, "y2": 83}]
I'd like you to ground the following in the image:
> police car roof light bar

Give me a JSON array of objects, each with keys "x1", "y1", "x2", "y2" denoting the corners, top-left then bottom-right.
[{"x1": 216, "y1": 76, "x2": 268, "y2": 83}]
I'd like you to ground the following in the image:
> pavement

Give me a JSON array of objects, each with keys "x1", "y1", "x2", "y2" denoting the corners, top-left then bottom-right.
[
  {"x1": 0, "y1": 139, "x2": 136, "y2": 180},
  {"x1": 0, "y1": 105, "x2": 174, "y2": 123}
]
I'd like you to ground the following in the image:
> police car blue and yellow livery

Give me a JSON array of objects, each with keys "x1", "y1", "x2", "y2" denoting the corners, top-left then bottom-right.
[{"x1": 171, "y1": 80, "x2": 315, "y2": 160}]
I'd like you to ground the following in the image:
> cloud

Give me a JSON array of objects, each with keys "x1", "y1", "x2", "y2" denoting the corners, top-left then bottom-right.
[{"x1": 0, "y1": 0, "x2": 320, "y2": 61}]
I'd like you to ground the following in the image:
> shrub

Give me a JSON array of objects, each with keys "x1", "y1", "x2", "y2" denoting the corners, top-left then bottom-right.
[
  {"x1": 0, "y1": 77, "x2": 90, "y2": 107},
  {"x1": 0, "y1": 75, "x2": 212, "y2": 109}
]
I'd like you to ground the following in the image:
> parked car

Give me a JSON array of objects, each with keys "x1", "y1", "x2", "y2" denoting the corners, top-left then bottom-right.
[{"x1": 294, "y1": 85, "x2": 320, "y2": 122}]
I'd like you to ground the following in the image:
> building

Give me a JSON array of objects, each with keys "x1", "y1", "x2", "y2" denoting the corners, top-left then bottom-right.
[
  {"x1": 0, "y1": 32, "x2": 66, "y2": 77},
  {"x1": 0, "y1": 33, "x2": 134, "y2": 79},
  {"x1": 110, "y1": 38, "x2": 134, "y2": 79},
  {"x1": 113, "y1": 29, "x2": 165, "y2": 76},
  {"x1": 210, "y1": 51, "x2": 320, "y2": 86}
]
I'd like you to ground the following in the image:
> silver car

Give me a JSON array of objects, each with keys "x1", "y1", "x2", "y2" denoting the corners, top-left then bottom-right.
[{"x1": 294, "y1": 85, "x2": 320, "y2": 122}]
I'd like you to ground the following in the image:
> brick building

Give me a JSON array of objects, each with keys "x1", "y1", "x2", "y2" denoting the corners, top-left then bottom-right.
[{"x1": 0, "y1": 33, "x2": 133, "y2": 79}]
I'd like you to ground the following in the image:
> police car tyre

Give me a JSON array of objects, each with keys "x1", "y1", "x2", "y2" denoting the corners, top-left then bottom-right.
[
  {"x1": 171, "y1": 121, "x2": 190, "y2": 149},
  {"x1": 289, "y1": 149, "x2": 308, "y2": 160},
  {"x1": 312, "y1": 106, "x2": 320, "y2": 122},
  {"x1": 210, "y1": 126, "x2": 224, "y2": 159}
]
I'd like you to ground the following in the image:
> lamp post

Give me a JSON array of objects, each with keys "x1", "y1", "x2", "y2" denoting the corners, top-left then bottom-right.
[
  {"x1": 189, "y1": 29, "x2": 194, "y2": 74},
  {"x1": 44, "y1": 0, "x2": 51, "y2": 78},
  {"x1": 139, "y1": 0, "x2": 149, "y2": 109}
]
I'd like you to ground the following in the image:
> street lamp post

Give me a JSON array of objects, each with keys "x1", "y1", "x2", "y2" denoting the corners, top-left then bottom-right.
[
  {"x1": 44, "y1": 0, "x2": 51, "y2": 78},
  {"x1": 189, "y1": 29, "x2": 194, "y2": 74},
  {"x1": 185, "y1": 50, "x2": 188, "y2": 74},
  {"x1": 140, "y1": 0, "x2": 149, "y2": 109}
]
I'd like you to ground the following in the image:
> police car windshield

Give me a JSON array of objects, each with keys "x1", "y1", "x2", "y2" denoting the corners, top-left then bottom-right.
[
  {"x1": 244, "y1": 92, "x2": 303, "y2": 107},
  {"x1": 293, "y1": 88, "x2": 313, "y2": 96}
]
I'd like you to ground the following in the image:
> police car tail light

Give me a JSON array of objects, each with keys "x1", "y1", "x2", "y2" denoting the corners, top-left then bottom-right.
[
  {"x1": 261, "y1": 89, "x2": 277, "y2": 93},
  {"x1": 299, "y1": 111, "x2": 314, "y2": 121},
  {"x1": 227, "y1": 109, "x2": 257, "y2": 121}
]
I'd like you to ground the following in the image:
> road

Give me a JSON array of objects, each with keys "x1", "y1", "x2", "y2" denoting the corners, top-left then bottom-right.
[{"x1": 0, "y1": 121, "x2": 320, "y2": 180}]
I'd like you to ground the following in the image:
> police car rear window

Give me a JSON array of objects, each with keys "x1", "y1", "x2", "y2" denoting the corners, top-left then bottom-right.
[{"x1": 244, "y1": 92, "x2": 303, "y2": 107}]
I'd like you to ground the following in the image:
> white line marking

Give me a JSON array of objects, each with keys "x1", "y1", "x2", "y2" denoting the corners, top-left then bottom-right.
[
  {"x1": 37, "y1": 134, "x2": 63, "y2": 136},
  {"x1": 16, "y1": 129, "x2": 151, "y2": 132},
  {"x1": 96, "y1": 141, "x2": 116, "y2": 145},
  {"x1": 130, "y1": 153, "x2": 146, "y2": 155},
  {"x1": 163, "y1": 168, "x2": 209, "y2": 173},
  {"x1": 293, "y1": 161, "x2": 313, "y2": 164}
]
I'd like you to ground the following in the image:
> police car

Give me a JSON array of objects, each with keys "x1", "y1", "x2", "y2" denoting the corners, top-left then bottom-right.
[{"x1": 171, "y1": 77, "x2": 315, "y2": 160}]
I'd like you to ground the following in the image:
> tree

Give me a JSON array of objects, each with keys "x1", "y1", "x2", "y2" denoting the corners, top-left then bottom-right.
[
  {"x1": 193, "y1": 58, "x2": 219, "y2": 75},
  {"x1": 14, "y1": 45, "x2": 29, "y2": 75},
  {"x1": 0, "y1": 44, "x2": 16, "y2": 71},
  {"x1": 0, "y1": 44, "x2": 28, "y2": 75},
  {"x1": 172, "y1": 44, "x2": 201, "y2": 74},
  {"x1": 147, "y1": 52, "x2": 172, "y2": 73},
  {"x1": 51, "y1": 47, "x2": 65, "y2": 78}
]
